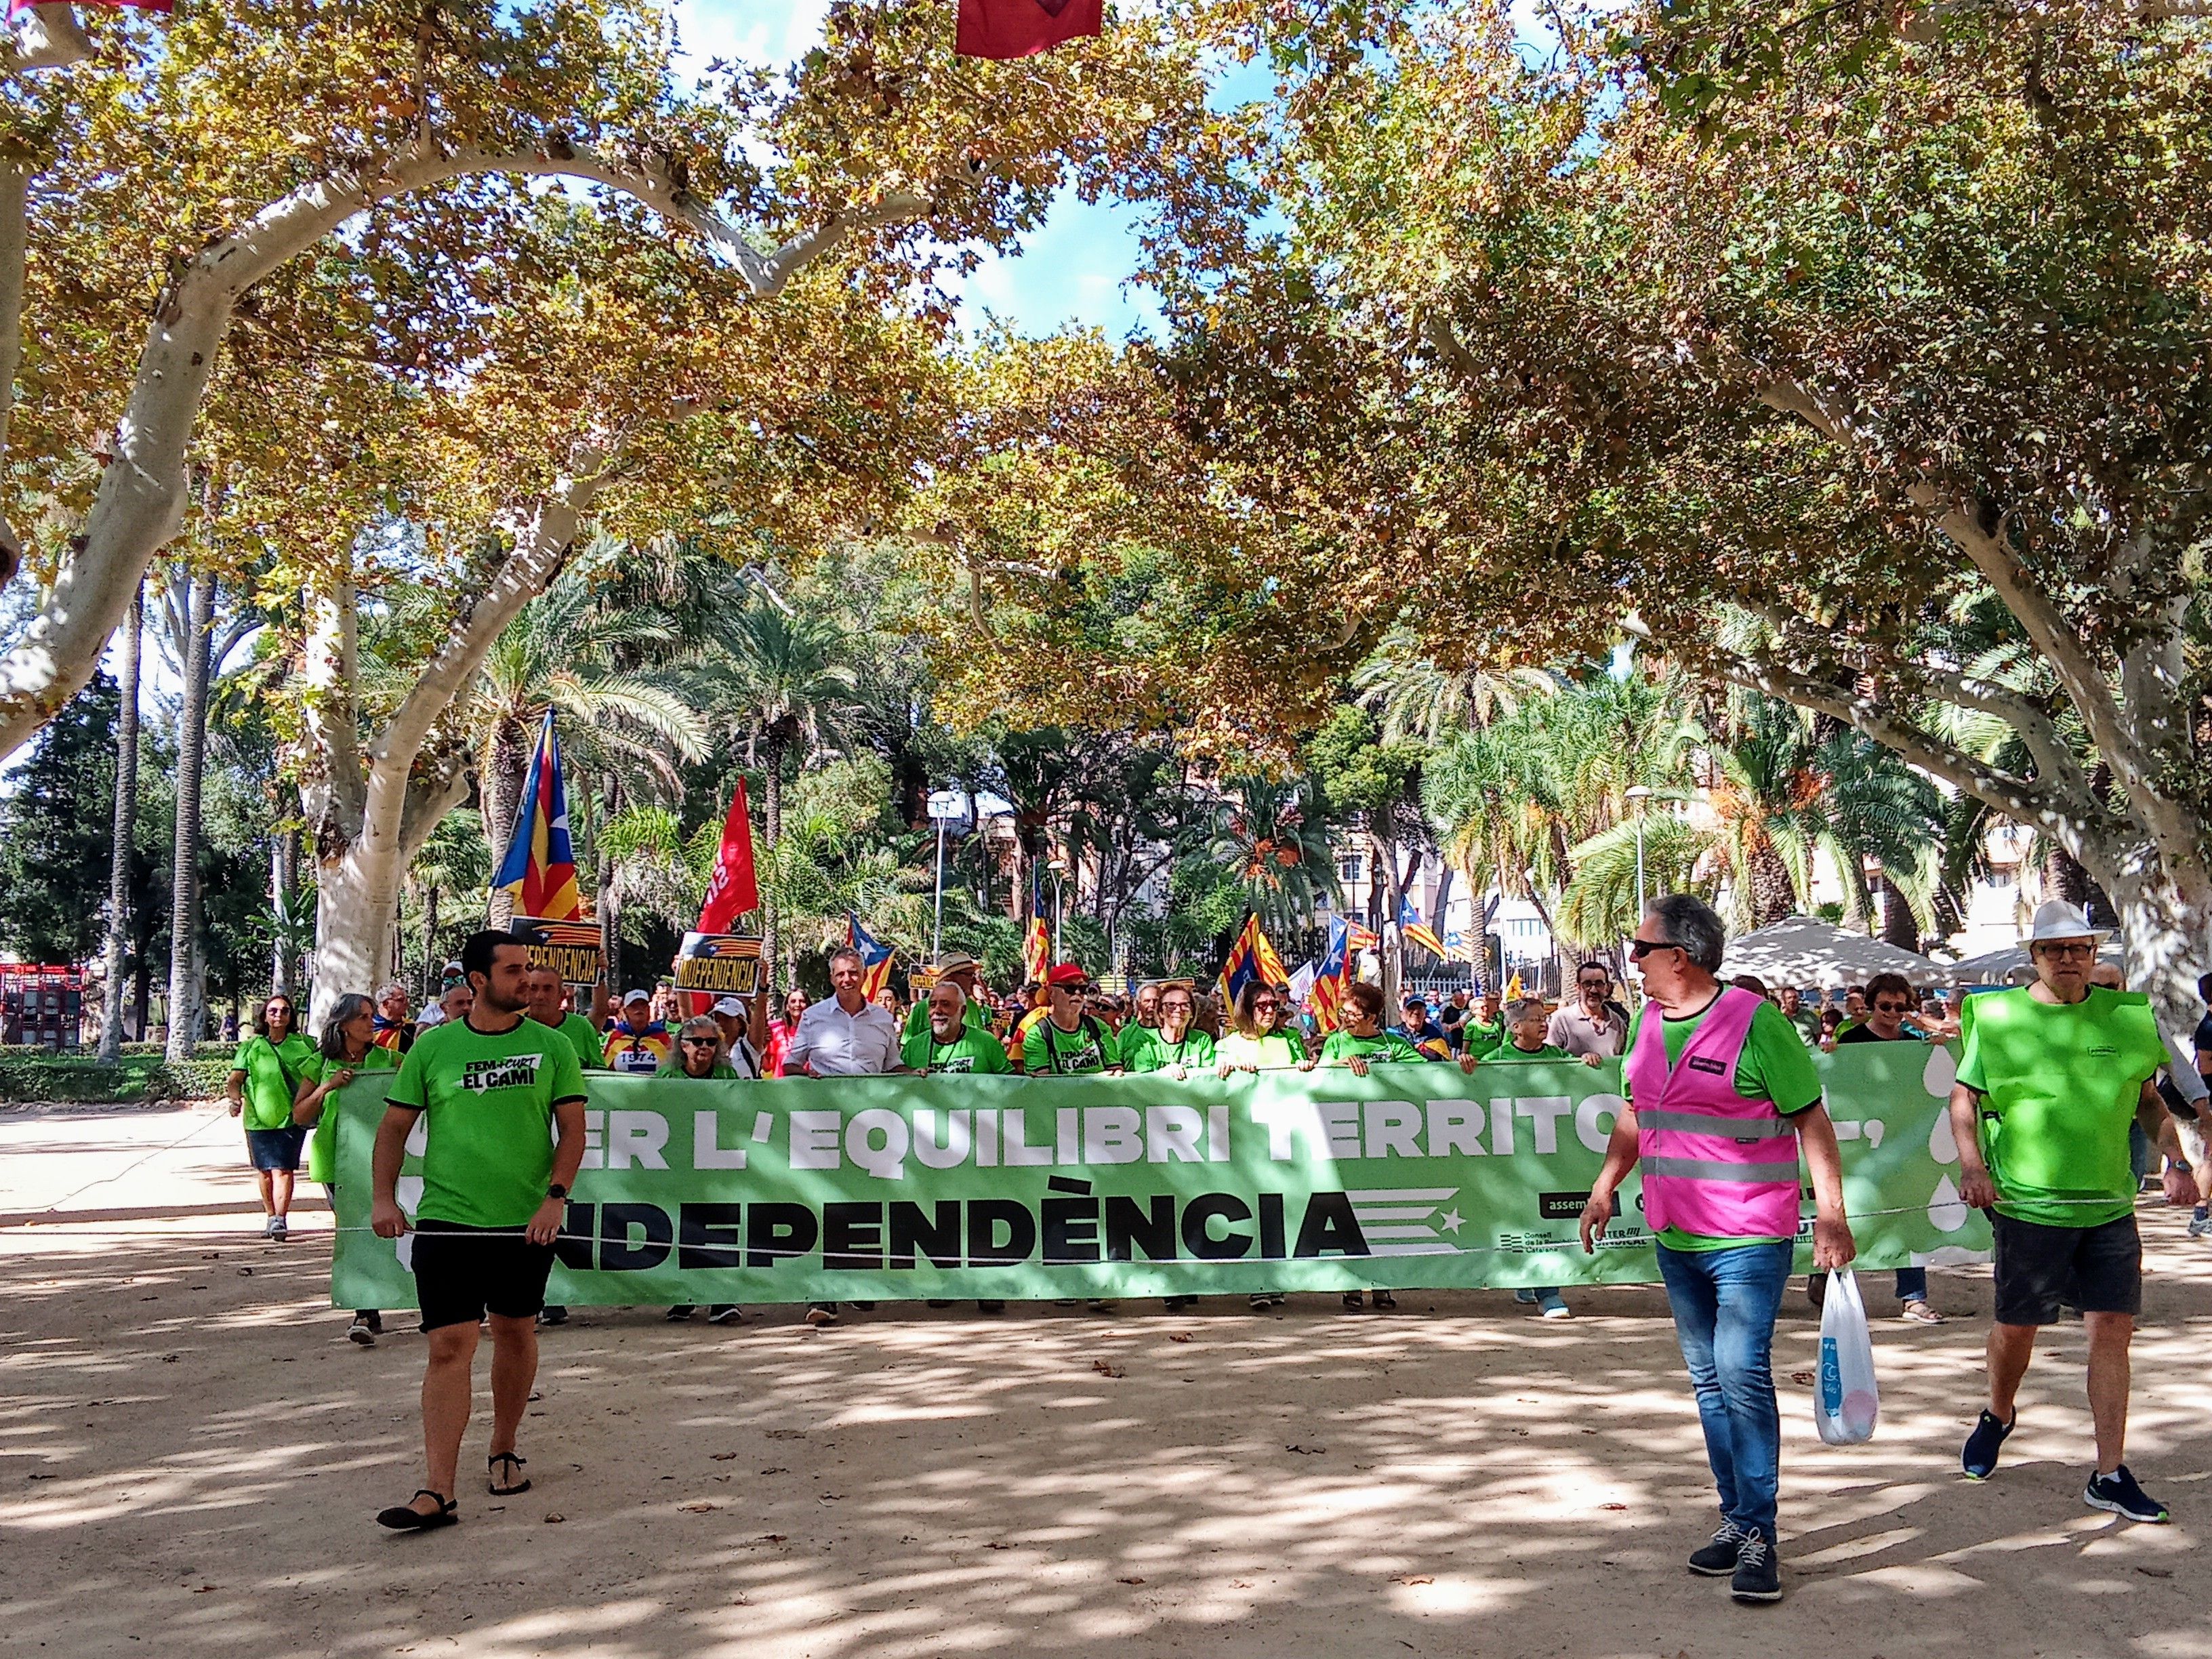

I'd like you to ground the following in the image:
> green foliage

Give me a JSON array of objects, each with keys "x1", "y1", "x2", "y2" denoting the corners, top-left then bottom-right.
[
  {"x1": 0, "y1": 1044, "x2": 232, "y2": 1104},
  {"x1": 0, "y1": 672, "x2": 117, "y2": 963}
]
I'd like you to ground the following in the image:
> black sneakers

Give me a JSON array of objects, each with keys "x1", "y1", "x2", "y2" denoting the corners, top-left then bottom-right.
[
  {"x1": 2085, "y1": 1465, "x2": 2170, "y2": 1523},
  {"x1": 1730, "y1": 1533, "x2": 1782, "y2": 1603},
  {"x1": 1687, "y1": 1519, "x2": 1750, "y2": 1576},
  {"x1": 1962, "y1": 1409, "x2": 2015, "y2": 1480}
]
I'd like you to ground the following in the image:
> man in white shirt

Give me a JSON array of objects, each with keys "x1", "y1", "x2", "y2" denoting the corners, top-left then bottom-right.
[
  {"x1": 783, "y1": 948, "x2": 900, "y2": 1328},
  {"x1": 1547, "y1": 963, "x2": 1629, "y2": 1059},
  {"x1": 784, "y1": 949, "x2": 903, "y2": 1078}
]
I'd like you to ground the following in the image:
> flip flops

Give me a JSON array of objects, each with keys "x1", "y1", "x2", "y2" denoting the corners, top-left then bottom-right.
[
  {"x1": 377, "y1": 1490, "x2": 457, "y2": 1532},
  {"x1": 488, "y1": 1452, "x2": 532, "y2": 1496}
]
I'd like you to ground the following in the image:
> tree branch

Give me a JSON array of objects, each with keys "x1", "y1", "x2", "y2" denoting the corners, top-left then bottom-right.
[
  {"x1": 1628, "y1": 615, "x2": 2112, "y2": 850},
  {"x1": 3, "y1": 4, "x2": 90, "y2": 77}
]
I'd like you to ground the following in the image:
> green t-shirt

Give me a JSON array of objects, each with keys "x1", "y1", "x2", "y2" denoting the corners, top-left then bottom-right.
[
  {"x1": 232, "y1": 1031, "x2": 317, "y2": 1132},
  {"x1": 901, "y1": 1027, "x2": 1013, "y2": 1073},
  {"x1": 300, "y1": 1044, "x2": 397, "y2": 1185},
  {"x1": 904, "y1": 998, "x2": 990, "y2": 1040},
  {"x1": 1217, "y1": 1029, "x2": 1309, "y2": 1069},
  {"x1": 1626, "y1": 996, "x2": 1824, "y2": 1252},
  {"x1": 1957, "y1": 985, "x2": 2168, "y2": 1228},
  {"x1": 556, "y1": 1012, "x2": 605, "y2": 1071},
  {"x1": 1128, "y1": 1028, "x2": 1217, "y2": 1073},
  {"x1": 1021, "y1": 1015, "x2": 1120, "y2": 1075},
  {"x1": 1784, "y1": 1008, "x2": 1823, "y2": 1048},
  {"x1": 1486, "y1": 1040, "x2": 1571, "y2": 1062},
  {"x1": 655, "y1": 1059, "x2": 741, "y2": 1080},
  {"x1": 385, "y1": 1016, "x2": 588, "y2": 1229},
  {"x1": 1318, "y1": 1029, "x2": 1426, "y2": 1065},
  {"x1": 1461, "y1": 1018, "x2": 1505, "y2": 1054}
]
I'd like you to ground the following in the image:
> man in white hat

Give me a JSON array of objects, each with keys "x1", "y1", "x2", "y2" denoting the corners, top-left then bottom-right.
[
  {"x1": 600, "y1": 988, "x2": 672, "y2": 1074},
  {"x1": 1950, "y1": 899, "x2": 2190, "y2": 1522}
]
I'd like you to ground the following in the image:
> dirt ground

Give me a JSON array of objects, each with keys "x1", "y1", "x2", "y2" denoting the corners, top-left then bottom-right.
[{"x1": 5, "y1": 1099, "x2": 2211, "y2": 1659}]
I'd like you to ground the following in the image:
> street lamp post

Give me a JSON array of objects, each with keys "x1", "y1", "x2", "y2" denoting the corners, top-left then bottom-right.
[
  {"x1": 1625, "y1": 786, "x2": 1654, "y2": 923},
  {"x1": 926, "y1": 789, "x2": 970, "y2": 967}
]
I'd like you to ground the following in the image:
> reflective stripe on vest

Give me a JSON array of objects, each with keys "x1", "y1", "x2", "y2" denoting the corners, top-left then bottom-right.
[{"x1": 1633, "y1": 1109, "x2": 1794, "y2": 1141}]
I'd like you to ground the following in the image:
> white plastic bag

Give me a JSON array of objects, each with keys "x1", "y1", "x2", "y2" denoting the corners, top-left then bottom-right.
[{"x1": 1814, "y1": 1269, "x2": 1880, "y2": 1445}]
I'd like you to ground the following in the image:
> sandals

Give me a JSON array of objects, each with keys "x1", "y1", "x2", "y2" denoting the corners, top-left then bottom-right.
[
  {"x1": 488, "y1": 1452, "x2": 531, "y2": 1496},
  {"x1": 377, "y1": 1489, "x2": 457, "y2": 1532},
  {"x1": 1372, "y1": 1290, "x2": 1398, "y2": 1311}
]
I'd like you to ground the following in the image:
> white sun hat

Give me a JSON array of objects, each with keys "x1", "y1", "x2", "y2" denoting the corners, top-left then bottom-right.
[{"x1": 2025, "y1": 899, "x2": 2109, "y2": 945}]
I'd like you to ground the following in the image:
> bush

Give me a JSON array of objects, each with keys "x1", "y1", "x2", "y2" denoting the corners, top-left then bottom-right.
[{"x1": 0, "y1": 1044, "x2": 235, "y2": 1104}]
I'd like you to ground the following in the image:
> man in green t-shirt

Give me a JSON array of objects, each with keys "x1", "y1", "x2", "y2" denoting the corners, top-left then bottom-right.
[
  {"x1": 1319, "y1": 983, "x2": 1479, "y2": 1075},
  {"x1": 1015, "y1": 964, "x2": 1121, "y2": 1074},
  {"x1": 1950, "y1": 902, "x2": 2183, "y2": 1525},
  {"x1": 904, "y1": 954, "x2": 990, "y2": 1040},
  {"x1": 525, "y1": 963, "x2": 605, "y2": 1076},
  {"x1": 903, "y1": 981, "x2": 1013, "y2": 1073},
  {"x1": 1580, "y1": 894, "x2": 1852, "y2": 1604},
  {"x1": 371, "y1": 930, "x2": 588, "y2": 1534}
]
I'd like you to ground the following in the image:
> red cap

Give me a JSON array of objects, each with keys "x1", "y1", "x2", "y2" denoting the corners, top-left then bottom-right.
[{"x1": 1046, "y1": 963, "x2": 1089, "y2": 988}]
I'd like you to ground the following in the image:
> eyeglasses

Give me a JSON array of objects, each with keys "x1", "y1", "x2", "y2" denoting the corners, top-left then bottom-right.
[
  {"x1": 1253, "y1": 998, "x2": 1280, "y2": 1010},
  {"x1": 2036, "y1": 941, "x2": 2096, "y2": 960},
  {"x1": 1162, "y1": 1000, "x2": 1193, "y2": 1012},
  {"x1": 1628, "y1": 939, "x2": 1681, "y2": 959},
  {"x1": 1578, "y1": 979, "x2": 1609, "y2": 991}
]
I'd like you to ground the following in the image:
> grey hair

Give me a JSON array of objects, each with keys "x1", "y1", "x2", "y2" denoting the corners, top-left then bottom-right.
[
  {"x1": 928, "y1": 979, "x2": 968, "y2": 1007},
  {"x1": 827, "y1": 947, "x2": 865, "y2": 972},
  {"x1": 375, "y1": 981, "x2": 409, "y2": 1004},
  {"x1": 1504, "y1": 997, "x2": 1547, "y2": 1025},
  {"x1": 1645, "y1": 893, "x2": 1727, "y2": 973}
]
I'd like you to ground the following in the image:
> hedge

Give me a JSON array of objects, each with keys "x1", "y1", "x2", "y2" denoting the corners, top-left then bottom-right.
[{"x1": 0, "y1": 1044, "x2": 236, "y2": 1105}]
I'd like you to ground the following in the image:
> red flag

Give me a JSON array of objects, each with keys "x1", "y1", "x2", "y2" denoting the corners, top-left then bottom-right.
[
  {"x1": 956, "y1": 0, "x2": 1101, "y2": 59},
  {"x1": 695, "y1": 781, "x2": 760, "y2": 935}
]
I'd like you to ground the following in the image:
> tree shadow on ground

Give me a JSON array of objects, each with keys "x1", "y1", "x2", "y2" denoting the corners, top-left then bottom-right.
[{"x1": 5, "y1": 1210, "x2": 2211, "y2": 1659}]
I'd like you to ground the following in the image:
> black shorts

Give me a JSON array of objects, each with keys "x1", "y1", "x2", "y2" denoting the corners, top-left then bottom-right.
[
  {"x1": 411, "y1": 1218, "x2": 557, "y2": 1332},
  {"x1": 1991, "y1": 1211, "x2": 2141, "y2": 1326}
]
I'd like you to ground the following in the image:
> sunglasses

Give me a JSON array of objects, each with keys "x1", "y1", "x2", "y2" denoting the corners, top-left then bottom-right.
[
  {"x1": 1627, "y1": 939, "x2": 1681, "y2": 959},
  {"x1": 1253, "y1": 998, "x2": 1281, "y2": 1010},
  {"x1": 1874, "y1": 1000, "x2": 1912, "y2": 1014},
  {"x1": 2036, "y1": 941, "x2": 2096, "y2": 959},
  {"x1": 680, "y1": 1037, "x2": 718, "y2": 1048}
]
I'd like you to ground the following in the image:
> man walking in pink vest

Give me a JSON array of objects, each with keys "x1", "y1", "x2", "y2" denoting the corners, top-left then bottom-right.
[{"x1": 1580, "y1": 893, "x2": 1855, "y2": 1605}]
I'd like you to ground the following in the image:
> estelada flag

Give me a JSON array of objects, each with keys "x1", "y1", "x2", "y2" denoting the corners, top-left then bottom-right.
[
  {"x1": 695, "y1": 780, "x2": 760, "y2": 935},
  {"x1": 1217, "y1": 912, "x2": 1288, "y2": 1010},
  {"x1": 1022, "y1": 867, "x2": 1050, "y2": 986},
  {"x1": 491, "y1": 711, "x2": 583, "y2": 921},
  {"x1": 1308, "y1": 916, "x2": 1353, "y2": 1033},
  {"x1": 956, "y1": 0, "x2": 1101, "y2": 59},
  {"x1": 847, "y1": 914, "x2": 896, "y2": 1001}
]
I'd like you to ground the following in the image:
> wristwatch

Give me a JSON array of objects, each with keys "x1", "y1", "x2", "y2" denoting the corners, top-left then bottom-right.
[{"x1": 546, "y1": 1183, "x2": 569, "y2": 1201}]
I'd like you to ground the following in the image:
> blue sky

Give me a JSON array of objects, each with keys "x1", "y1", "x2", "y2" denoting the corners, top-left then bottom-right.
[{"x1": 674, "y1": 0, "x2": 1166, "y2": 340}]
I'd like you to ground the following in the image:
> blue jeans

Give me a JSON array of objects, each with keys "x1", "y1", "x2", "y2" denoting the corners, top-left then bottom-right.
[
  {"x1": 1894, "y1": 1266, "x2": 1927, "y2": 1303},
  {"x1": 1656, "y1": 1240, "x2": 1794, "y2": 1542}
]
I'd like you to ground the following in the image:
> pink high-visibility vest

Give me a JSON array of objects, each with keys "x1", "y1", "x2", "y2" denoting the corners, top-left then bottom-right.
[{"x1": 1628, "y1": 986, "x2": 1803, "y2": 1239}]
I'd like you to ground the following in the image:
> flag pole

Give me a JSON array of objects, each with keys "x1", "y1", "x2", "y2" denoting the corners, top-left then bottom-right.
[{"x1": 931, "y1": 820, "x2": 946, "y2": 966}]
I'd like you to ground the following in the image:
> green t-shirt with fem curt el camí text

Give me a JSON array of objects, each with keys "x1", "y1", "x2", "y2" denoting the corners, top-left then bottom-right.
[{"x1": 385, "y1": 1016, "x2": 587, "y2": 1229}]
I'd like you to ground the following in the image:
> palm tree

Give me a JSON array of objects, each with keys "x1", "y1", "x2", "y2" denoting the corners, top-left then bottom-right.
[
  {"x1": 464, "y1": 571, "x2": 709, "y2": 918},
  {"x1": 404, "y1": 809, "x2": 491, "y2": 993},
  {"x1": 1353, "y1": 628, "x2": 1556, "y2": 743},
  {"x1": 1210, "y1": 774, "x2": 1343, "y2": 942},
  {"x1": 703, "y1": 599, "x2": 859, "y2": 979}
]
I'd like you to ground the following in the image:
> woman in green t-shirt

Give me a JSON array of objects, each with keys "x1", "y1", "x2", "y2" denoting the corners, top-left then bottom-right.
[
  {"x1": 1215, "y1": 983, "x2": 1315, "y2": 1076},
  {"x1": 226, "y1": 994, "x2": 316, "y2": 1241},
  {"x1": 291, "y1": 991, "x2": 397, "y2": 1344}
]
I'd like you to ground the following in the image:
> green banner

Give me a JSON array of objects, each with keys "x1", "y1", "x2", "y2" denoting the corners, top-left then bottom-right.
[{"x1": 330, "y1": 1044, "x2": 1989, "y2": 1308}]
